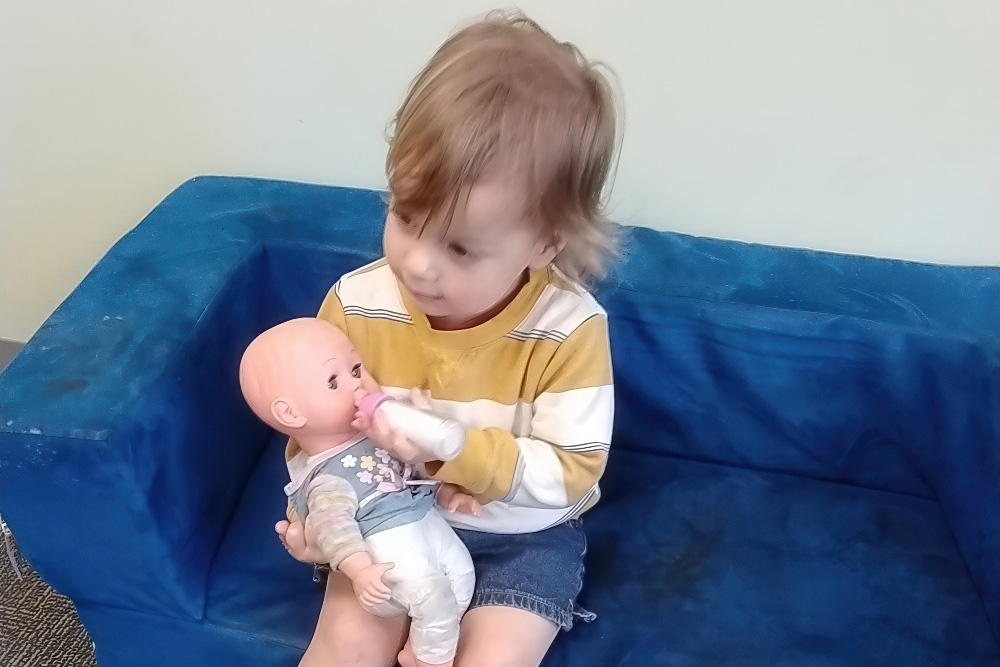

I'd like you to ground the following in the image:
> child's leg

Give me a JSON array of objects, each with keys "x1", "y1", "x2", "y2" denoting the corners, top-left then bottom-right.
[
  {"x1": 299, "y1": 570, "x2": 408, "y2": 667},
  {"x1": 445, "y1": 520, "x2": 593, "y2": 667},
  {"x1": 454, "y1": 607, "x2": 559, "y2": 667}
]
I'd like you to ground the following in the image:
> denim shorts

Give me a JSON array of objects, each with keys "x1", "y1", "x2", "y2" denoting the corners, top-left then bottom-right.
[
  {"x1": 454, "y1": 519, "x2": 596, "y2": 631},
  {"x1": 313, "y1": 519, "x2": 596, "y2": 631}
]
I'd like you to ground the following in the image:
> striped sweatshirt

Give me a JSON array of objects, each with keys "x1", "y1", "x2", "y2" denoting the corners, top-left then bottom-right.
[{"x1": 290, "y1": 258, "x2": 614, "y2": 534}]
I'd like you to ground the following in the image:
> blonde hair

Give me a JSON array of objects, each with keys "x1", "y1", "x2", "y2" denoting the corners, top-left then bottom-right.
[{"x1": 386, "y1": 11, "x2": 621, "y2": 284}]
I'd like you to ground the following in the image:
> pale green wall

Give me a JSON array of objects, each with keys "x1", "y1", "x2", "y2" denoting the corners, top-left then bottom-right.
[{"x1": 2, "y1": 1, "x2": 998, "y2": 340}]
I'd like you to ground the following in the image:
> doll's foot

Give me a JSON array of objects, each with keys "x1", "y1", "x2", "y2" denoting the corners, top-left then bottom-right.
[
  {"x1": 398, "y1": 640, "x2": 454, "y2": 667},
  {"x1": 397, "y1": 641, "x2": 416, "y2": 667}
]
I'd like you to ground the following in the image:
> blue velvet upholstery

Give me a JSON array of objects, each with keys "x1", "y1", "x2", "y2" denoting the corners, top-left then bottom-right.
[{"x1": 1, "y1": 176, "x2": 997, "y2": 666}]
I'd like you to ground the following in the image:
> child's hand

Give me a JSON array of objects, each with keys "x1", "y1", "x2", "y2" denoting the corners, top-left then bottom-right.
[
  {"x1": 352, "y1": 391, "x2": 438, "y2": 465},
  {"x1": 437, "y1": 483, "x2": 483, "y2": 516},
  {"x1": 354, "y1": 408, "x2": 421, "y2": 461},
  {"x1": 275, "y1": 518, "x2": 325, "y2": 564}
]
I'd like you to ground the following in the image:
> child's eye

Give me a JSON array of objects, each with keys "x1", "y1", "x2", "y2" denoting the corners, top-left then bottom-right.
[
  {"x1": 449, "y1": 243, "x2": 472, "y2": 258},
  {"x1": 328, "y1": 374, "x2": 338, "y2": 390},
  {"x1": 351, "y1": 363, "x2": 362, "y2": 379},
  {"x1": 392, "y1": 208, "x2": 413, "y2": 227}
]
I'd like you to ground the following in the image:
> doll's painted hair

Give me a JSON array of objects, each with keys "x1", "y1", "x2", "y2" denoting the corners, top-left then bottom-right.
[{"x1": 386, "y1": 11, "x2": 621, "y2": 283}]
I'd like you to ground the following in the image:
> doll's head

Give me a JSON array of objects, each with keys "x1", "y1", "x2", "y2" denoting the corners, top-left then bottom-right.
[{"x1": 240, "y1": 318, "x2": 365, "y2": 454}]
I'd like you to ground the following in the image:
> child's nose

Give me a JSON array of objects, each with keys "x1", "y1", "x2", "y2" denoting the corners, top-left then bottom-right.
[{"x1": 403, "y1": 241, "x2": 438, "y2": 282}]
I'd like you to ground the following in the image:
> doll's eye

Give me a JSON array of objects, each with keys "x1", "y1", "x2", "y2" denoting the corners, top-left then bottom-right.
[
  {"x1": 328, "y1": 374, "x2": 338, "y2": 390},
  {"x1": 351, "y1": 363, "x2": 362, "y2": 379}
]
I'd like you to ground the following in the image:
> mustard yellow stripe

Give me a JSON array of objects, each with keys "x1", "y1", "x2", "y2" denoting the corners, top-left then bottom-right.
[
  {"x1": 551, "y1": 448, "x2": 608, "y2": 504},
  {"x1": 316, "y1": 284, "x2": 348, "y2": 332},
  {"x1": 403, "y1": 268, "x2": 551, "y2": 351},
  {"x1": 336, "y1": 315, "x2": 610, "y2": 404},
  {"x1": 425, "y1": 427, "x2": 519, "y2": 501},
  {"x1": 538, "y1": 314, "x2": 612, "y2": 394},
  {"x1": 343, "y1": 313, "x2": 427, "y2": 389}
]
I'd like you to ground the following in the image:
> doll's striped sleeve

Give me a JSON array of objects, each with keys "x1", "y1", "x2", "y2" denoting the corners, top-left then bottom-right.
[{"x1": 306, "y1": 474, "x2": 369, "y2": 568}]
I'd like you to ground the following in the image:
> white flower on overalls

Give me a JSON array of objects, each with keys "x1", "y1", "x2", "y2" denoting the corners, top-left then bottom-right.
[
  {"x1": 375, "y1": 448, "x2": 393, "y2": 464},
  {"x1": 357, "y1": 470, "x2": 373, "y2": 484},
  {"x1": 341, "y1": 454, "x2": 357, "y2": 468}
]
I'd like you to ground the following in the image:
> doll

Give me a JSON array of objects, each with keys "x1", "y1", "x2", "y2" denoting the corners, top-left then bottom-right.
[{"x1": 239, "y1": 317, "x2": 476, "y2": 667}]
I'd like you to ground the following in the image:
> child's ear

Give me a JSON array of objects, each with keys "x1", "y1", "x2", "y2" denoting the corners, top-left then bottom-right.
[
  {"x1": 271, "y1": 398, "x2": 307, "y2": 430},
  {"x1": 528, "y1": 233, "x2": 566, "y2": 270}
]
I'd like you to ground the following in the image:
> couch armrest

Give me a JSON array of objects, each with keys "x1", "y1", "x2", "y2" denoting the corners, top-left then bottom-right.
[{"x1": 0, "y1": 176, "x2": 384, "y2": 619}]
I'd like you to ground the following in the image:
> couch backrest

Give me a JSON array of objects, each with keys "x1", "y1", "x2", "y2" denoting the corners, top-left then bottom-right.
[
  {"x1": 2, "y1": 176, "x2": 996, "y2": 634},
  {"x1": 595, "y1": 226, "x2": 1000, "y2": 634}
]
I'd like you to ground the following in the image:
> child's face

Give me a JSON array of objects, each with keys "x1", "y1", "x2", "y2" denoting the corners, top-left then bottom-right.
[{"x1": 384, "y1": 180, "x2": 557, "y2": 330}]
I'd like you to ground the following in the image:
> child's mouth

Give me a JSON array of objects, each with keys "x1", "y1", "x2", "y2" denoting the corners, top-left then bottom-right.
[{"x1": 411, "y1": 289, "x2": 443, "y2": 301}]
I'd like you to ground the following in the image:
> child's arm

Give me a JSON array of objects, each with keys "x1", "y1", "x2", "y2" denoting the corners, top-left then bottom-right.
[
  {"x1": 425, "y1": 315, "x2": 613, "y2": 509},
  {"x1": 306, "y1": 475, "x2": 394, "y2": 608}
]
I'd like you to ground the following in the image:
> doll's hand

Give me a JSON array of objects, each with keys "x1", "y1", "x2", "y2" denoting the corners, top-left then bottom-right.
[
  {"x1": 275, "y1": 518, "x2": 325, "y2": 564},
  {"x1": 437, "y1": 483, "x2": 483, "y2": 516},
  {"x1": 370, "y1": 387, "x2": 437, "y2": 465},
  {"x1": 354, "y1": 562, "x2": 394, "y2": 609},
  {"x1": 340, "y1": 555, "x2": 395, "y2": 610}
]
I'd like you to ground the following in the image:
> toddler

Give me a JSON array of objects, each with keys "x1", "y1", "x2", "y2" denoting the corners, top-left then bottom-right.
[{"x1": 277, "y1": 11, "x2": 619, "y2": 667}]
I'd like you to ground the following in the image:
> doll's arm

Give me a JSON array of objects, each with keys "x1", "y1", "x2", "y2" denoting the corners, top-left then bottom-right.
[
  {"x1": 436, "y1": 483, "x2": 483, "y2": 516},
  {"x1": 306, "y1": 475, "x2": 394, "y2": 609},
  {"x1": 305, "y1": 474, "x2": 368, "y2": 567}
]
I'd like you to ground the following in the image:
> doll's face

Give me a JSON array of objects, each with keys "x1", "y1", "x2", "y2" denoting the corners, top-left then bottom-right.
[
  {"x1": 240, "y1": 318, "x2": 368, "y2": 439},
  {"x1": 288, "y1": 329, "x2": 365, "y2": 436}
]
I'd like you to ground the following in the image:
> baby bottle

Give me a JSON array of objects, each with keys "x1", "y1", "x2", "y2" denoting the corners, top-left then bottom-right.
[{"x1": 357, "y1": 392, "x2": 465, "y2": 461}]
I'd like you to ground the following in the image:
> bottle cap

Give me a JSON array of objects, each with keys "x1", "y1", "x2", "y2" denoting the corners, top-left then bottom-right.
[{"x1": 357, "y1": 391, "x2": 392, "y2": 417}]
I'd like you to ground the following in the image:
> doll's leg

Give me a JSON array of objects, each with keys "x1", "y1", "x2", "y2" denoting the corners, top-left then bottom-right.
[
  {"x1": 454, "y1": 607, "x2": 558, "y2": 667},
  {"x1": 396, "y1": 511, "x2": 476, "y2": 667},
  {"x1": 368, "y1": 517, "x2": 462, "y2": 667},
  {"x1": 425, "y1": 510, "x2": 475, "y2": 610},
  {"x1": 299, "y1": 569, "x2": 408, "y2": 667},
  {"x1": 395, "y1": 573, "x2": 460, "y2": 667}
]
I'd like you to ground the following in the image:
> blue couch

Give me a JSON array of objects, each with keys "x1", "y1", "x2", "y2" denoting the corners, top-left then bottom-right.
[{"x1": 1, "y1": 176, "x2": 997, "y2": 666}]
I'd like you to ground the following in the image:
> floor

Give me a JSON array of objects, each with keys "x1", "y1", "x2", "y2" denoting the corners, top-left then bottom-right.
[
  {"x1": 0, "y1": 339, "x2": 22, "y2": 373},
  {"x1": 1, "y1": 339, "x2": 97, "y2": 666}
]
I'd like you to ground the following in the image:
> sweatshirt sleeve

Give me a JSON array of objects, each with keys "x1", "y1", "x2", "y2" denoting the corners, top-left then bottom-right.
[{"x1": 425, "y1": 314, "x2": 614, "y2": 508}]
